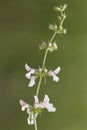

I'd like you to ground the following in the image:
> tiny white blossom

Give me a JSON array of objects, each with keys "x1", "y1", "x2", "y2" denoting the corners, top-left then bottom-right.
[
  {"x1": 19, "y1": 100, "x2": 37, "y2": 125},
  {"x1": 44, "y1": 68, "x2": 48, "y2": 73},
  {"x1": 19, "y1": 100, "x2": 29, "y2": 111},
  {"x1": 27, "y1": 111, "x2": 35, "y2": 125},
  {"x1": 49, "y1": 67, "x2": 61, "y2": 82},
  {"x1": 55, "y1": 4, "x2": 67, "y2": 12},
  {"x1": 39, "y1": 41, "x2": 47, "y2": 50},
  {"x1": 25, "y1": 63, "x2": 36, "y2": 87},
  {"x1": 49, "y1": 24, "x2": 57, "y2": 31},
  {"x1": 64, "y1": 29, "x2": 67, "y2": 34},
  {"x1": 34, "y1": 95, "x2": 56, "y2": 112},
  {"x1": 25, "y1": 63, "x2": 31, "y2": 71},
  {"x1": 25, "y1": 63, "x2": 35, "y2": 79},
  {"x1": 28, "y1": 76, "x2": 36, "y2": 87},
  {"x1": 53, "y1": 42, "x2": 58, "y2": 50},
  {"x1": 48, "y1": 42, "x2": 58, "y2": 52},
  {"x1": 48, "y1": 42, "x2": 52, "y2": 47},
  {"x1": 39, "y1": 68, "x2": 42, "y2": 72}
]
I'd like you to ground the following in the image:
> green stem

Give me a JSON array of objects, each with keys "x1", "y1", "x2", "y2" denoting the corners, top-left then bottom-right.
[
  {"x1": 36, "y1": 75, "x2": 43, "y2": 96},
  {"x1": 42, "y1": 49, "x2": 48, "y2": 69},
  {"x1": 34, "y1": 118, "x2": 37, "y2": 130},
  {"x1": 36, "y1": 31, "x2": 57, "y2": 97},
  {"x1": 50, "y1": 31, "x2": 57, "y2": 43},
  {"x1": 36, "y1": 49, "x2": 48, "y2": 96},
  {"x1": 35, "y1": 31, "x2": 57, "y2": 130},
  {"x1": 59, "y1": 11, "x2": 66, "y2": 29}
]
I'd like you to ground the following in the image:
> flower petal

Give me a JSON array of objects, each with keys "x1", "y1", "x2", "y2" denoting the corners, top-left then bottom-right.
[
  {"x1": 27, "y1": 111, "x2": 35, "y2": 125},
  {"x1": 25, "y1": 72, "x2": 31, "y2": 79},
  {"x1": 47, "y1": 105, "x2": 56, "y2": 112},
  {"x1": 28, "y1": 76, "x2": 36, "y2": 87},
  {"x1": 25, "y1": 63, "x2": 31, "y2": 71},
  {"x1": 34, "y1": 95, "x2": 56, "y2": 112},
  {"x1": 54, "y1": 67, "x2": 61, "y2": 74},
  {"x1": 52, "y1": 74, "x2": 59, "y2": 82},
  {"x1": 43, "y1": 95, "x2": 49, "y2": 103},
  {"x1": 25, "y1": 69, "x2": 35, "y2": 79},
  {"x1": 19, "y1": 100, "x2": 29, "y2": 111}
]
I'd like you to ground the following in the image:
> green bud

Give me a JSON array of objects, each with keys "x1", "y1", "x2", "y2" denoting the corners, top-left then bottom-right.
[
  {"x1": 62, "y1": 4, "x2": 67, "y2": 11},
  {"x1": 48, "y1": 42, "x2": 58, "y2": 52},
  {"x1": 55, "y1": 4, "x2": 67, "y2": 12},
  {"x1": 49, "y1": 24, "x2": 57, "y2": 32},
  {"x1": 54, "y1": 6, "x2": 61, "y2": 12},
  {"x1": 39, "y1": 42, "x2": 47, "y2": 50},
  {"x1": 57, "y1": 27, "x2": 67, "y2": 34}
]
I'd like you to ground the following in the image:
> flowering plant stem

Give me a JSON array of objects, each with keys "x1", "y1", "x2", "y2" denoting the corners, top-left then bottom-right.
[
  {"x1": 36, "y1": 32, "x2": 57, "y2": 97},
  {"x1": 19, "y1": 4, "x2": 67, "y2": 130},
  {"x1": 35, "y1": 32, "x2": 57, "y2": 130},
  {"x1": 34, "y1": 118, "x2": 37, "y2": 130}
]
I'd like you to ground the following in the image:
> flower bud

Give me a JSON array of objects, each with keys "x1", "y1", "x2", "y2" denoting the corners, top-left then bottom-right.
[
  {"x1": 49, "y1": 24, "x2": 57, "y2": 32},
  {"x1": 39, "y1": 42, "x2": 47, "y2": 50}
]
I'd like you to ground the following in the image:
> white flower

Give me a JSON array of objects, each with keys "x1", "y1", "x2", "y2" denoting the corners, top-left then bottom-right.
[
  {"x1": 48, "y1": 67, "x2": 61, "y2": 82},
  {"x1": 19, "y1": 95, "x2": 56, "y2": 125},
  {"x1": 28, "y1": 76, "x2": 36, "y2": 87},
  {"x1": 19, "y1": 99, "x2": 38, "y2": 125},
  {"x1": 27, "y1": 111, "x2": 35, "y2": 125},
  {"x1": 34, "y1": 95, "x2": 56, "y2": 112},
  {"x1": 25, "y1": 63, "x2": 35, "y2": 79},
  {"x1": 25, "y1": 63, "x2": 36, "y2": 87},
  {"x1": 48, "y1": 42, "x2": 58, "y2": 52},
  {"x1": 53, "y1": 42, "x2": 58, "y2": 50},
  {"x1": 19, "y1": 100, "x2": 29, "y2": 111}
]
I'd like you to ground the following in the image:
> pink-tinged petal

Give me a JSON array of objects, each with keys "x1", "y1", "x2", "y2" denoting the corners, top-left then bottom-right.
[
  {"x1": 43, "y1": 95, "x2": 49, "y2": 103},
  {"x1": 25, "y1": 69, "x2": 35, "y2": 79},
  {"x1": 54, "y1": 67, "x2": 61, "y2": 74},
  {"x1": 34, "y1": 95, "x2": 56, "y2": 112},
  {"x1": 52, "y1": 74, "x2": 59, "y2": 82},
  {"x1": 48, "y1": 67, "x2": 60, "y2": 82},
  {"x1": 25, "y1": 63, "x2": 31, "y2": 71},
  {"x1": 47, "y1": 105, "x2": 56, "y2": 112},
  {"x1": 19, "y1": 100, "x2": 28, "y2": 107},
  {"x1": 30, "y1": 69, "x2": 35, "y2": 74},
  {"x1": 34, "y1": 96, "x2": 39, "y2": 104},
  {"x1": 28, "y1": 76, "x2": 36, "y2": 87},
  {"x1": 25, "y1": 72, "x2": 31, "y2": 79},
  {"x1": 41, "y1": 95, "x2": 56, "y2": 112},
  {"x1": 19, "y1": 100, "x2": 29, "y2": 111}
]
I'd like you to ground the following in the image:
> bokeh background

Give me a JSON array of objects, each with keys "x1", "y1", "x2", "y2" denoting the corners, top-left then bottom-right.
[{"x1": 0, "y1": 0, "x2": 87, "y2": 130}]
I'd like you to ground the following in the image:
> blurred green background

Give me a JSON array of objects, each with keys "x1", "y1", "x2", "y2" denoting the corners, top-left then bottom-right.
[{"x1": 0, "y1": 0, "x2": 87, "y2": 130}]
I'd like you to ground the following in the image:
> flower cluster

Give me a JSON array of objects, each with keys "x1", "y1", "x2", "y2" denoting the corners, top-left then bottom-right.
[
  {"x1": 20, "y1": 63, "x2": 60, "y2": 125},
  {"x1": 19, "y1": 95, "x2": 56, "y2": 125},
  {"x1": 49, "y1": 4, "x2": 67, "y2": 35},
  {"x1": 39, "y1": 41, "x2": 58, "y2": 52},
  {"x1": 25, "y1": 63, "x2": 61, "y2": 87}
]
